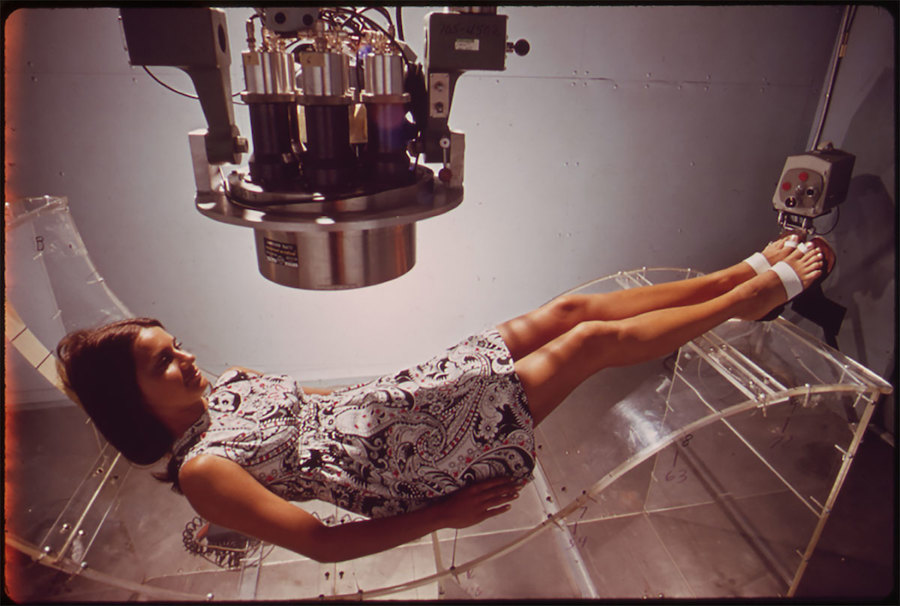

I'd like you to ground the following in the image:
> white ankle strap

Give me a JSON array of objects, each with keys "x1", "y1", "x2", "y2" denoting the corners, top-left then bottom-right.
[
  {"x1": 771, "y1": 261, "x2": 804, "y2": 299},
  {"x1": 744, "y1": 252, "x2": 771, "y2": 275}
]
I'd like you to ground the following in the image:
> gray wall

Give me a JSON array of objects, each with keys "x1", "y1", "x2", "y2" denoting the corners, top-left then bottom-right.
[
  {"x1": 7, "y1": 7, "x2": 891, "y2": 412},
  {"x1": 786, "y1": 5, "x2": 897, "y2": 434}
]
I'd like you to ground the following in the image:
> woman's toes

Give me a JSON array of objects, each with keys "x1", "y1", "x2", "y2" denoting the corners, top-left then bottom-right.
[
  {"x1": 762, "y1": 233, "x2": 800, "y2": 265},
  {"x1": 811, "y1": 237, "x2": 836, "y2": 273}
]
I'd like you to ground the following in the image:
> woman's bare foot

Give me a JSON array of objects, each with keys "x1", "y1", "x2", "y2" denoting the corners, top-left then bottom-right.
[
  {"x1": 738, "y1": 233, "x2": 801, "y2": 283},
  {"x1": 736, "y1": 246, "x2": 824, "y2": 320},
  {"x1": 761, "y1": 233, "x2": 802, "y2": 266},
  {"x1": 781, "y1": 245, "x2": 825, "y2": 290}
]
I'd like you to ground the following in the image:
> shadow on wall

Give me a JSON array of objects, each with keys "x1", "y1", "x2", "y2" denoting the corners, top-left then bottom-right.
[{"x1": 815, "y1": 67, "x2": 896, "y2": 435}]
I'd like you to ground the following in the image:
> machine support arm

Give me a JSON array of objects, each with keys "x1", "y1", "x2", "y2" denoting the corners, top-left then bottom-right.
[{"x1": 120, "y1": 8, "x2": 247, "y2": 164}]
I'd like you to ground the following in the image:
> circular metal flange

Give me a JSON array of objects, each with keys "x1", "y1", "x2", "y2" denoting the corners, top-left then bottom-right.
[
  {"x1": 195, "y1": 166, "x2": 463, "y2": 289},
  {"x1": 196, "y1": 166, "x2": 462, "y2": 233}
]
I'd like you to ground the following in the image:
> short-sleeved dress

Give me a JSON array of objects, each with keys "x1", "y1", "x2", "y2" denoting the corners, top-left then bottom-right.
[{"x1": 173, "y1": 328, "x2": 535, "y2": 519}]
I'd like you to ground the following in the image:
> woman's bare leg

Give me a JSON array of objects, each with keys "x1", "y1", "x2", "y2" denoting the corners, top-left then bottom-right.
[
  {"x1": 514, "y1": 246, "x2": 823, "y2": 426},
  {"x1": 498, "y1": 235, "x2": 798, "y2": 360}
]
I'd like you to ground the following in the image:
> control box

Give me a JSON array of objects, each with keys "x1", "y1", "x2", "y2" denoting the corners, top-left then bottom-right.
[
  {"x1": 262, "y1": 7, "x2": 319, "y2": 33},
  {"x1": 772, "y1": 148, "x2": 855, "y2": 219},
  {"x1": 426, "y1": 12, "x2": 508, "y2": 71}
]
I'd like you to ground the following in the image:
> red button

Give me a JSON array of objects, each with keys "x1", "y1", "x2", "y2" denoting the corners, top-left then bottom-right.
[
  {"x1": 798, "y1": 171, "x2": 809, "y2": 182},
  {"x1": 782, "y1": 181, "x2": 792, "y2": 191}
]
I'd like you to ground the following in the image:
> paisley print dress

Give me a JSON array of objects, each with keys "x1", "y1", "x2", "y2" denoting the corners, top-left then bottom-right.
[{"x1": 174, "y1": 328, "x2": 535, "y2": 518}]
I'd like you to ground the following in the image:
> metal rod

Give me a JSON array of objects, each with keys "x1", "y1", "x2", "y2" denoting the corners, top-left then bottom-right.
[
  {"x1": 787, "y1": 391, "x2": 874, "y2": 596},
  {"x1": 810, "y1": 5, "x2": 857, "y2": 151}
]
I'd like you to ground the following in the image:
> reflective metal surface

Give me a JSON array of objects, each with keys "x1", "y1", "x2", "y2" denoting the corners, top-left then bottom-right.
[
  {"x1": 242, "y1": 50, "x2": 296, "y2": 96},
  {"x1": 194, "y1": 166, "x2": 462, "y2": 288},
  {"x1": 252, "y1": 224, "x2": 415, "y2": 289}
]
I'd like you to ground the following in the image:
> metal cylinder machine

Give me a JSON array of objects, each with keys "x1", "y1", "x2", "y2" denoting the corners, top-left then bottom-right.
[{"x1": 120, "y1": 6, "x2": 529, "y2": 289}]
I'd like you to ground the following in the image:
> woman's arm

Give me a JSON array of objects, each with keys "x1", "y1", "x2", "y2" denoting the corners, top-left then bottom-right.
[{"x1": 179, "y1": 454, "x2": 521, "y2": 563}]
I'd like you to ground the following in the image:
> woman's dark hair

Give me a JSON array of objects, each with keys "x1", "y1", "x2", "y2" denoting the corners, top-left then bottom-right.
[{"x1": 56, "y1": 318, "x2": 182, "y2": 489}]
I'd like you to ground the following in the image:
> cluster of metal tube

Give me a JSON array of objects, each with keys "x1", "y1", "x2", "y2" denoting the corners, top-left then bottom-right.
[{"x1": 241, "y1": 16, "x2": 412, "y2": 193}]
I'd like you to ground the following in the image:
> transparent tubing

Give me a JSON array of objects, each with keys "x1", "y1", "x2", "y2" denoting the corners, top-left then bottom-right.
[{"x1": 5, "y1": 197, "x2": 893, "y2": 600}]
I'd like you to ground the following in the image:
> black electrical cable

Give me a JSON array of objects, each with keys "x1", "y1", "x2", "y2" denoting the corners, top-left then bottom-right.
[
  {"x1": 141, "y1": 65, "x2": 246, "y2": 104},
  {"x1": 319, "y1": 10, "x2": 362, "y2": 37},
  {"x1": 142, "y1": 66, "x2": 197, "y2": 100},
  {"x1": 395, "y1": 7, "x2": 404, "y2": 40},
  {"x1": 359, "y1": 6, "x2": 394, "y2": 31},
  {"x1": 326, "y1": 6, "x2": 410, "y2": 65},
  {"x1": 815, "y1": 206, "x2": 841, "y2": 236},
  {"x1": 332, "y1": 8, "x2": 380, "y2": 36}
]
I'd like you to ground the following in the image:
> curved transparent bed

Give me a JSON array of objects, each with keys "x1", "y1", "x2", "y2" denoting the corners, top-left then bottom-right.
[{"x1": 5, "y1": 196, "x2": 892, "y2": 600}]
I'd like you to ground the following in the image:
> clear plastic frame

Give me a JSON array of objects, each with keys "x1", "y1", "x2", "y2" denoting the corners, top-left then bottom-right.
[{"x1": 5, "y1": 198, "x2": 892, "y2": 600}]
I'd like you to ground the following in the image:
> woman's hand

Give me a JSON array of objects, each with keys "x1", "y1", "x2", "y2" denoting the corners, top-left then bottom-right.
[
  {"x1": 182, "y1": 456, "x2": 529, "y2": 562},
  {"x1": 433, "y1": 477, "x2": 524, "y2": 529}
]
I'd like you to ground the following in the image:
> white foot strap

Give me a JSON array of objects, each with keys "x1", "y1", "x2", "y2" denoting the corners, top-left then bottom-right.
[
  {"x1": 784, "y1": 236, "x2": 810, "y2": 253},
  {"x1": 744, "y1": 252, "x2": 770, "y2": 275},
  {"x1": 771, "y1": 261, "x2": 804, "y2": 300}
]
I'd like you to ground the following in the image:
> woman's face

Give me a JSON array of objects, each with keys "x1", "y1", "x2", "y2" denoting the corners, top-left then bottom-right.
[{"x1": 132, "y1": 326, "x2": 209, "y2": 433}]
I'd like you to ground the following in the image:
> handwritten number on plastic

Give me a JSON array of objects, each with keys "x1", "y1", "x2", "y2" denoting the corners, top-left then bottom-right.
[
  {"x1": 664, "y1": 434, "x2": 693, "y2": 483},
  {"x1": 664, "y1": 469, "x2": 688, "y2": 483}
]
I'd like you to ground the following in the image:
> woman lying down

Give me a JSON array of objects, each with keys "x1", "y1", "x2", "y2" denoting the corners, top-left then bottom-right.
[{"x1": 56, "y1": 234, "x2": 830, "y2": 563}]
